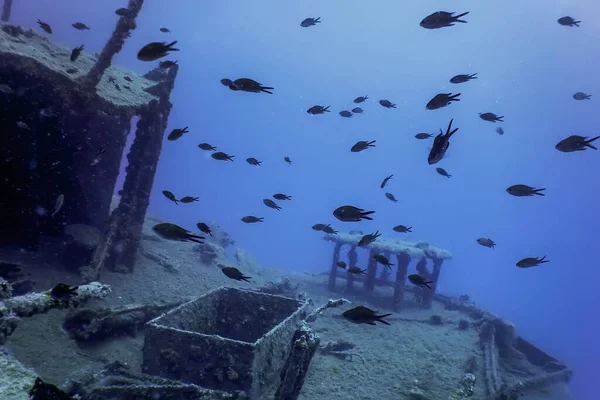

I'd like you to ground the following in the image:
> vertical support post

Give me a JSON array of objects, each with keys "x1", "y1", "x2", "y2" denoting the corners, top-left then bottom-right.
[
  {"x1": 379, "y1": 251, "x2": 392, "y2": 283},
  {"x1": 1, "y1": 0, "x2": 13, "y2": 22},
  {"x1": 423, "y1": 258, "x2": 443, "y2": 308},
  {"x1": 364, "y1": 248, "x2": 378, "y2": 293},
  {"x1": 346, "y1": 245, "x2": 357, "y2": 292},
  {"x1": 327, "y1": 241, "x2": 342, "y2": 291},
  {"x1": 415, "y1": 257, "x2": 430, "y2": 306},
  {"x1": 392, "y1": 252, "x2": 411, "y2": 311}
]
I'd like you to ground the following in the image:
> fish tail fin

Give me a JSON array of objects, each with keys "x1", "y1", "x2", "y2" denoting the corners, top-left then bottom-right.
[
  {"x1": 450, "y1": 93, "x2": 461, "y2": 100},
  {"x1": 424, "y1": 282, "x2": 433, "y2": 289},
  {"x1": 585, "y1": 136, "x2": 599, "y2": 150},
  {"x1": 534, "y1": 188, "x2": 546, "y2": 196},
  {"x1": 446, "y1": 174, "x2": 451, "y2": 178},
  {"x1": 187, "y1": 234, "x2": 205, "y2": 244},
  {"x1": 497, "y1": 116, "x2": 505, "y2": 121},
  {"x1": 454, "y1": 12, "x2": 469, "y2": 23},
  {"x1": 470, "y1": 73, "x2": 478, "y2": 79},
  {"x1": 376, "y1": 313, "x2": 392, "y2": 325},
  {"x1": 70, "y1": 286, "x2": 79, "y2": 293},
  {"x1": 361, "y1": 211, "x2": 375, "y2": 220},
  {"x1": 315, "y1": 17, "x2": 321, "y2": 23},
  {"x1": 539, "y1": 255, "x2": 550, "y2": 264},
  {"x1": 241, "y1": 276, "x2": 252, "y2": 282},
  {"x1": 260, "y1": 86, "x2": 274, "y2": 94},
  {"x1": 166, "y1": 41, "x2": 179, "y2": 51},
  {"x1": 574, "y1": 21, "x2": 580, "y2": 26}
]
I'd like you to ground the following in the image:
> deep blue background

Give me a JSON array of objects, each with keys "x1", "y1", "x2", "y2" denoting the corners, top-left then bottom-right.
[{"x1": 13, "y1": 0, "x2": 599, "y2": 398}]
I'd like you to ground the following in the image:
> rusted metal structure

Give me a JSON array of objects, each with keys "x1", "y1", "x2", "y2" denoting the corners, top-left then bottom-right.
[{"x1": 324, "y1": 232, "x2": 452, "y2": 310}]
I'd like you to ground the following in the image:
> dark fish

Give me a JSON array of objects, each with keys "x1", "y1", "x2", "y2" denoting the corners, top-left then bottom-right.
[
  {"x1": 496, "y1": 127, "x2": 504, "y2": 135},
  {"x1": 558, "y1": 16, "x2": 580, "y2": 27},
  {"x1": 162, "y1": 190, "x2": 179, "y2": 204},
  {"x1": 555, "y1": 135, "x2": 599, "y2": 152},
  {"x1": 354, "y1": 95, "x2": 368, "y2": 103},
  {"x1": 160, "y1": 27, "x2": 171, "y2": 32},
  {"x1": 408, "y1": 274, "x2": 433, "y2": 289},
  {"x1": 114, "y1": 84, "x2": 121, "y2": 91},
  {"x1": 152, "y1": 223, "x2": 204, "y2": 243},
  {"x1": 241, "y1": 216, "x2": 263, "y2": 223},
  {"x1": 300, "y1": 17, "x2": 321, "y2": 27},
  {"x1": 322, "y1": 225, "x2": 338, "y2": 234},
  {"x1": 108, "y1": 77, "x2": 116, "y2": 83},
  {"x1": 312, "y1": 223, "x2": 327, "y2": 231},
  {"x1": 380, "y1": 174, "x2": 393, "y2": 188},
  {"x1": 124, "y1": 76, "x2": 133, "y2": 82},
  {"x1": 211, "y1": 152, "x2": 235, "y2": 161},
  {"x1": 479, "y1": 112, "x2": 504, "y2": 122},
  {"x1": 273, "y1": 193, "x2": 292, "y2": 200},
  {"x1": 167, "y1": 126, "x2": 189, "y2": 141},
  {"x1": 196, "y1": 222, "x2": 212, "y2": 236},
  {"x1": 339, "y1": 110, "x2": 353, "y2": 118},
  {"x1": 50, "y1": 283, "x2": 78, "y2": 301},
  {"x1": 284, "y1": 156, "x2": 292, "y2": 164},
  {"x1": 333, "y1": 205, "x2": 375, "y2": 222},
  {"x1": 198, "y1": 142, "x2": 216, "y2": 151},
  {"x1": 428, "y1": 118, "x2": 459, "y2": 165},
  {"x1": 342, "y1": 306, "x2": 391, "y2": 326},
  {"x1": 385, "y1": 192, "x2": 398, "y2": 202},
  {"x1": 70, "y1": 45, "x2": 84, "y2": 62},
  {"x1": 393, "y1": 225, "x2": 412, "y2": 233},
  {"x1": 307, "y1": 105, "x2": 330, "y2": 114},
  {"x1": 37, "y1": 19, "x2": 52, "y2": 34},
  {"x1": 220, "y1": 78, "x2": 240, "y2": 91},
  {"x1": 263, "y1": 199, "x2": 281, "y2": 210},
  {"x1": 351, "y1": 140, "x2": 376, "y2": 152},
  {"x1": 450, "y1": 73, "x2": 477, "y2": 84},
  {"x1": 420, "y1": 11, "x2": 469, "y2": 29},
  {"x1": 426, "y1": 93, "x2": 460, "y2": 110},
  {"x1": 436, "y1": 167, "x2": 451, "y2": 178},
  {"x1": 373, "y1": 254, "x2": 394, "y2": 268},
  {"x1": 233, "y1": 78, "x2": 274, "y2": 94},
  {"x1": 415, "y1": 132, "x2": 434, "y2": 139},
  {"x1": 352, "y1": 107, "x2": 363, "y2": 113},
  {"x1": 573, "y1": 92, "x2": 591, "y2": 100},
  {"x1": 65, "y1": 68, "x2": 78, "y2": 74},
  {"x1": 137, "y1": 41, "x2": 179, "y2": 61},
  {"x1": 347, "y1": 266, "x2": 367, "y2": 275},
  {"x1": 358, "y1": 231, "x2": 381, "y2": 246},
  {"x1": 246, "y1": 157, "x2": 262, "y2": 166},
  {"x1": 506, "y1": 184, "x2": 545, "y2": 197},
  {"x1": 72, "y1": 22, "x2": 90, "y2": 31},
  {"x1": 180, "y1": 196, "x2": 199, "y2": 203},
  {"x1": 379, "y1": 99, "x2": 396, "y2": 108},
  {"x1": 159, "y1": 60, "x2": 178, "y2": 69},
  {"x1": 221, "y1": 266, "x2": 251, "y2": 282},
  {"x1": 115, "y1": 8, "x2": 132, "y2": 17},
  {"x1": 336, "y1": 261, "x2": 347, "y2": 269},
  {"x1": 29, "y1": 377, "x2": 74, "y2": 400},
  {"x1": 477, "y1": 238, "x2": 496, "y2": 248},
  {"x1": 516, "y1": 256, "x2": 549, "y2": 268}
]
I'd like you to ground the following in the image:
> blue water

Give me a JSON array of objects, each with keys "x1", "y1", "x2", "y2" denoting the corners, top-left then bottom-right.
[{"x1": 14, "y1": 0, "x2": 600, "y2": 398}]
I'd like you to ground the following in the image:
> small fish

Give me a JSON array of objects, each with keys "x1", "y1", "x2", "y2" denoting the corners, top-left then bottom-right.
[
  {"x1": 496, "y1": 127, "x2": 504, "y2": 135},
  {"x1": 221, "y1": 266, "x2": 251, "y2": 282},
  {"x1": 212, "y1": 152, "x2": 234, "y2": 161},
  {"x1": 162, "y1": 190, "x2": 179, "y2": 204},
  {"x1": 273, "y1": 193, "x2": 291, "y2": 200},
  {"x1": 263, "y1": 199, "x2": 281, "y2": 210},
  {"x1": 152, "y1": 223, "x2": 204, "y2": 243},
  {"x1": 160, "y1": 27, "x2": 171, "y2": 33},
  {"x1": 0, "y1": 84, "x2": 14, "y2": 94},
  {"x1": 137, "y1": 41, "x2": 179, "y2": 62},
  {"x1": 65, "y1": 68, "x2": 78, "y2": 74},
  {"x1": 342, "y1": 306, "x2": 391, "y2": 326},
  {"x1": 352, "y1": 107, "x2": 363, "y2": 114},
  {"x1": 450, "y1": 73, "x2": 477, "y2": 84},
  {"x1": 246, "y1": 157, "x2": 262, "y2": 166},
  {"x1": 241, "y1": 216, "x2": 264, "y2": 223},
  {"x1": 16, "y1": 121, "x2": 30, "y2": 130},
  {"x1": 114, "y1": 84, "x2": 121, "y2": 91},
  {"x1": 198, "y1": 143, "x2": 216, "y2": 151},
  {"x1": 167, "y1": 126, "x2": 189, "y2": 141},
  {"x1": 284, "y1": 156, "x2": 292, "y2": 164},
  {"x1": 115, "y1": 8, "x2": 132, "y2": 17},
  {"x1": 506, "y1": 184, "x2": 545, "y2": 197},
  {"x1": 516, "y1": 256, "x2": 549, "y2": 268},
  {"x1": 557, "y1": 16, "x2": 580, "y2": 27},
  {"x1": 426, "y1": 93, "x2": 461, "y2": 110},
  {"x1": 408, "y1": 274, "x2": 433, "y2": 289},
  {"x1": 379, "y1": 99, "x2": 396, "y2": 108},
  {"x1": 393, "y1": 225, "x2": 412, "y2": 233},
  {"x1": 108, "y1": 77, "x2": 116, "y2": 83},
  {"x1": 312, "y1": 223, "x2": 328, "y2": 231},
  {"x1": 373, "y1": 254, "x2": 394, "y2": 268},
  {"x1": 339, "y1": 110, "x2": 353, "y2": 118},
  {"x1": 555, "y1": 135, "x2": 599, "y2": 152},
  {"x1": 72, "y1": 22, "x2": 90, "y2": 31},
  {"x1": 347, "y1": 266, "x2": 367, "y2": 275},
  {"x1": 476, "y1": 238, "x2": 496, "y2": 248},
  {"x1": 385, "y1": 192, "x2": 398, "y2": 203},
  {"x1": 124, "y1": 76, "x2": 133, "y2": 82},
  {"x1": 180, "y1": 196, "x2": 199, "y2": 203},
  {"x1": 420, "y1": 11, "x2": 469, "y2": 29},
  {"x1": 70, "y1": 45, "x2": 84, "y2": 62},
  {"x1": 233, "y1": 78, "x2": 274, "y2": 94},
  {"x1": 300, "y1": 17, "x2": 321, "y2": 27},
  {"x1": 37, "y1": 19, "x2": 52, "y2": 34},
  {"x1": 351, "y1": 140, "x2": 376, "y2": 152},
  {"x1": 322, "y1": 225, "x2": 338, "y2": 234},
  {"x1": 307, "y1": 105, "x2": 330, "y2": 115},
  {"x1": 196, "y1": 222, "x2": 212, "y2": 236},
  {"x1": 573, "y1": 92, "x2": 591, "y2": 100},
  {"x1": 358, "y1": 231, "x2": 381, "y2": 246},
  {"x1": 52, "y1": 194, "x2": 64, "y2": 217},
  {"x1": 354, "y1": 95, "x2": 368, "y2": 103},
  {"x1": 479, "y1": 112, "x2": 504, "y2": 122},
  {"x1": 380, "y1": 174, "x2": 393, "y2": 188},
  {"x1": 333, "y1": 205, "x2": 375, "y2": 222},
  {"x1": 415, "y1": 132, "x2": 433, "y2": 139},
  {"x1": 159, "y1": 60, "x2": 178, "y2": 69},
  {"x1": 336, "y1": 261, "x2": 347, "y2": 269},
  {"x1": 50, "y1": 283, "x2": 78, "y2": 301},
  {"x1": 428, "y1": 118, "x2": 459, "y2": 165},
  {"x1": 90, "y1": 147, "x2": 107, "y2": 165},
  {"x1": 124, "y1": 85, "x2": 132, "y2": 91},
  {"x1": 436, "y1": 167, "x2": 451, "y2": 178}
]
